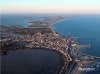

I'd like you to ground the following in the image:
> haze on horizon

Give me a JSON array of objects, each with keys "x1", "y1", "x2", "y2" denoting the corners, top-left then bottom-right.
[{"x1": 1, "y1": 0, "x2": 100, "y2": 14}]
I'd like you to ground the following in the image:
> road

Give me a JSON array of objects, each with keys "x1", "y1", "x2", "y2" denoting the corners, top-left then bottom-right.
[{"x1": 65, "y1": 38, "x2": 79, "y2": 74}]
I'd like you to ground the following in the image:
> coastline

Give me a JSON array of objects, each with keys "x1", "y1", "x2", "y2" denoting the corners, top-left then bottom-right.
[
  {"x1": 0, "y1": 15, "x2": 84, "y2": 74},
  {"x1": 52, "y1": 16, "x2": 78, "y2": 26},
  {"x1": 1, "y1": 14, "x2": 100, "y2": 74},
  {"x1": 1, "y1": 28, "x2": 72, "y2": 74},
  {"x1": 1, "y1": 45, "x2": 71, "y2": 74},
  {"x1": 1, "y1": 15, "x2": 79, "y2": 74}
]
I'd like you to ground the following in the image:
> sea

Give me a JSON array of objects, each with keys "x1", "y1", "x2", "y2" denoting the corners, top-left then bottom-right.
[
  {"x1": 53, "y1": 15, "x2": 100, "y2": 74},
  {"x1": 1, "y1": 14, "x2": 100, "y2": 74}
]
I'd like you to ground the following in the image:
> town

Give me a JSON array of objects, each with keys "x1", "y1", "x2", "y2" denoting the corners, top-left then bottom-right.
[{"x1": 0, "y1": 16, "x2": 99, "y2": 74}]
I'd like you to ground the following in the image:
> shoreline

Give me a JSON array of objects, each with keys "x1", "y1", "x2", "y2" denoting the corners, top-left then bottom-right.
[
  {"x1": 1, "y1": 47, "x2": 65, "y2": 74},
  {"x1": 51, "y1": 16, "x2": 77, "y2": 26},
  {"x1": 1, "y1": 46, "x2": 71, "y2": 74},
  {"x1": 1, "y1": 15, "x2": 78, "y2": 74},
  {"x1": 1, "y1": 30, "x2": 72, "y2": 74}
]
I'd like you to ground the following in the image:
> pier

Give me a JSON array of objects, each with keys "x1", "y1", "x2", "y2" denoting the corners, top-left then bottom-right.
[{"x1": 78, "y1": 53, "x2": 100, "y2": 59}]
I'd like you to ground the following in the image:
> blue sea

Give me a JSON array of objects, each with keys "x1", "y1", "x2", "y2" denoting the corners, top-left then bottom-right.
[
  {"x1": 54, "y1": 15, "x2": 100, "y2": 57},
  {"x1": 1, "y1": 14, "x2": 100, "y2": 74},
  {"x1": 53, "y1": 15, "x2": 100, "y2": 74}
]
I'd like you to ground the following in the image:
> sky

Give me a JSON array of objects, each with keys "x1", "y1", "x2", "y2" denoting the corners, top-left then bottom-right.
[{"x1": 1, "y1": 0, "x2": 100, "y2": 14}]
